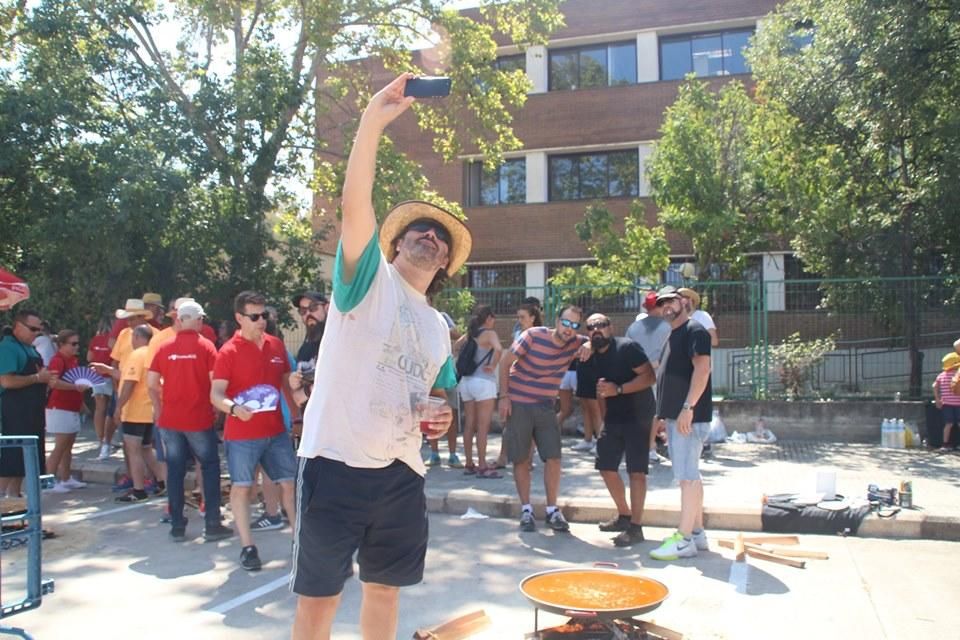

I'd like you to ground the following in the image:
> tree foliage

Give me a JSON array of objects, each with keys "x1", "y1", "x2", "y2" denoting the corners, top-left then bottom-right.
[
  {"x1": 547, "y1": 200, "x2": 670, "y2": 296},
  {"x1": 0, "y1": 0, "x2": 563, "y2": 333}
]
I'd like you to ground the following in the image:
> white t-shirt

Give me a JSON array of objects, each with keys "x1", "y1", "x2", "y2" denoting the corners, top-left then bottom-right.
[
  {"x1": 33, "y1": 335, "x2": 56, "y2": 366},
  {"x1": 691, "y1": 309, "x2": 716, "y2": 331},
  {"x1": 298, "y1": 234, "x2": 457, "y2": 476}
]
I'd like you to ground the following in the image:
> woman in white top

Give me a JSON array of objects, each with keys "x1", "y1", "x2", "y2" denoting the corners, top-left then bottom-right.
[{"x1": 456, "y1": 306, "x2": 503, "y2": 478}]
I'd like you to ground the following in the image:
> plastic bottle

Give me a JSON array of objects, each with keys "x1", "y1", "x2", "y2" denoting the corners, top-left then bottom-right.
[
  {"x1": 896, "y1": 419, "x2": 907, "y2": 449},
  {"x1": 880, "y1": 418, "x2": 889, "y2": 447}
]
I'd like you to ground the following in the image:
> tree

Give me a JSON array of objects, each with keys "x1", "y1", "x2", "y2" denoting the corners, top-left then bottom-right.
[
  {"x1": 548, "y1": 200, "x2": 670, "y2": 298},
  {"x1": 0, "y1": 0, "x2": 563, "y2": 331}
]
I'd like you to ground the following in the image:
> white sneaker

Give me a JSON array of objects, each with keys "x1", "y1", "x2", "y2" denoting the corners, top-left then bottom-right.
[
  {"x1": 46, "y1": 482, "x2": 71, "y2": 494},
  {"x1": 692, "y1": 529, "x2": 708, "y2": 550},
  {"x1": 570, "y1": 439, "x2": 594, "y2": 452},
  {"x1": 97, "y1": 443, "x2": 111, "y2": 460},
  {"x1": 63, "y1": 477, "x2": 87, "y2": 489},
  {"x1": 649, "y1": 451, "x2": 661, "y2": 464},
  {"x1": 649, "y1": 531, "x2": 697, "y2": 560}
]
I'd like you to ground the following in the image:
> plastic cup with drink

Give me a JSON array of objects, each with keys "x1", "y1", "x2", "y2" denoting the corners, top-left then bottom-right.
[{"x1": 410, "y1": 392, "x2": 450, "y2": 440}]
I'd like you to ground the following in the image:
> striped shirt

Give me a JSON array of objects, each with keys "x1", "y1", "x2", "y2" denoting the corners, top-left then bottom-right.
[
  {"x1": 508, "y1": 327, "x2": 585, "y2": 404},
  {"x1": 936, "y1": 370, "x2": 960, "y2": 406}
]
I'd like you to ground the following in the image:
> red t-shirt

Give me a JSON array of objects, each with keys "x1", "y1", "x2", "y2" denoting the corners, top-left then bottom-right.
[
  {"x1": 200, "y1": 323, "x2": 217, "y2": 346},
  {"x1": 87, "y1": 334, "x2": 112, "y2": 365},
  {"x1": 47, "y1": 352, "x2": 84, "y2": 412},
  {"x1": 149, "y1": 331, "x2": 218, "y2": 431},
  {"x1": 213, "y1": 332, "x2": 289, "y2": 440}
]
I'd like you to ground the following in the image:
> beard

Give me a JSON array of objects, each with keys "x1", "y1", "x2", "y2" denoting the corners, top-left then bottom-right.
[
  {"x1": 306, "y1": 321, "x2": 325, "y2": 341},
  {"x1": 591, "y1": 334, "x2": 610, "y2": 350},
  {"x1": 401, "y1": 236, "x2": 446, "y2": 271}
]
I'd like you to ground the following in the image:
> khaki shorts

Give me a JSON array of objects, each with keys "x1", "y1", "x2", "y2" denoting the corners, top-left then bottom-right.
[{"x1": 506, "y1": 401, "x2": 561, "y2": 463}]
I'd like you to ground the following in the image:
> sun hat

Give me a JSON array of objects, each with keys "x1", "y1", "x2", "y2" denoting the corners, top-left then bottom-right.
[
  {"x1": 678, "y1": 287, "x2": 701, "y2": 308},
  {"x1": 942, "y1": 352, "x2": 960, "y2": 371},
  {"x1": 378, "y1": 200, "x2": 472, "y2": 276},
  {"x1": 115, "y1": 299, "x2": 154, "y2": 320},
  {"x1": 142, "y1": 292, "x2": 163, "y2": 306}
]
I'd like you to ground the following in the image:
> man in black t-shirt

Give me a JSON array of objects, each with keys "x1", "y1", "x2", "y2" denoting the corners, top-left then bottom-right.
[
  {"x1": 649, "y1": 286, "x2": 713, "y2": 562},
  {"x1": 291, "y1": 291, "x2": 328, "y2": 395},
  {"x1": 579, "y1": 314, "x2": 656, "y2": 547}
]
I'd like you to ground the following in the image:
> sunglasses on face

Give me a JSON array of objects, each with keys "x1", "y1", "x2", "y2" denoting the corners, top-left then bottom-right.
[
  {"x1": 241, "y1": 312, "x2": 270, "y2": 322},
  {"x1": 559, "y1": 318, "x2": 581, "y2": 330},
  {"x1": 21, "y1": 323, "x2": 43, "y2": 333},
  {"x1": 298, "y1": 303, "x2": 323, "y2": 315},
  {"x1": 587, "y1": 320, "x2": 611, "y2": 331},
  {"x1": 406, "y1": 220, "x2": 452, "y2": 246}
]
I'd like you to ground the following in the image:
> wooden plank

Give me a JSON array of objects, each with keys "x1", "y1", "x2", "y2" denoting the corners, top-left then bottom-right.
[
  {"x1": 413, "y1": 610, "x2": 490, "y2": 640},
  {"x1": 757, "y1": 544, "x2": 829, "y2": 560},
  {"x1": 742, "y1": 535, "x2": 800, "y2": 545},
  {"x1": 743, "y1": 545, "x2": 806, "y2": 569},
  {"x1": 734, "y1": 533, "x2": 746, "y2": 562}
]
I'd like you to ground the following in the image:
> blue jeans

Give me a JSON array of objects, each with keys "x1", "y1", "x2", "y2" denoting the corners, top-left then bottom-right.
[{"x1": 160, "y1": 428, "x2": 221, "y2": 529}]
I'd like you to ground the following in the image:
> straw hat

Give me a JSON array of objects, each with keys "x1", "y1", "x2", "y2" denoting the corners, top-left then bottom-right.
[
  {"x1": 678, "y1": 287, "x2": 701, "y2": 308},
  {"x1": 379, "y1": 201, "x2": 472, "y2": 276},
  {"x1": 942, "y1": 352, "x2": 960, "y2": 371},
  {"x1": 142, "y1": 292, "x2": 164, "y2": 306},
  {"x1": 115, "y1": 299, "x2": 154, "y2": 319}
]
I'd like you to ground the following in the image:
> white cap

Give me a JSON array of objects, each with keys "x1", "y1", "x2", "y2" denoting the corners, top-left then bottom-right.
[{"x1": 177, "y1": 301, "x2": 206, "y2": 321}]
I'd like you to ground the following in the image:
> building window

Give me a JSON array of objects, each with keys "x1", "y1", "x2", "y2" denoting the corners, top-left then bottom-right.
[
  {"x1": 467, "y1": 264, "x2": 526, "y2": 313},
  {"x1": 549, "y1": 41, "x2": 637, "y2": 91},
  {"x1": 548, "y1": 150, "x2": 638, "y2": 201},
  {"x1": 467, "y1": 158, "x2": 526, "y2": 206},
  {"x1": 660, "y1": 29, "x2": 754, "y2": 80},
  {"x1": 496, "y1": 54, "x2": 526, "y2": 74}
]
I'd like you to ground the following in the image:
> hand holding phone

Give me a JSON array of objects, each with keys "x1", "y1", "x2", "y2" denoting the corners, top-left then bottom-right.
[{"x1": 404, "y1": 76, "x2": 452, "y2": 98}]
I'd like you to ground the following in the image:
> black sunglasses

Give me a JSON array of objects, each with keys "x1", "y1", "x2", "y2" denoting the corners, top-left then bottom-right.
[
  {"x1": 406, "y1": 220, "x2": 452, "y2": 246},
  {"x1": 298, "y1": 303, "x2": 323, "y2": 315},
  {"x1": 241, "y1": 312, "x2": 270, "y2": 322},
  {"x1": 22, "y1": 323, "x2": 43, "y2": 333},
  {"x1": 587, "y1": 320, "x2": 611, "y2": 331}
]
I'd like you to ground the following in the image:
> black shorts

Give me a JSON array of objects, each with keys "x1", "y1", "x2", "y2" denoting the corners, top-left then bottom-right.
[
  {"x1": 291, "y1": 457, "x2": 428, "y2": 597},
  {"x1": 595, "y1": 419, "x2": 652, "y2": 474},
  {"x1": 122, "y1": 422, "x2": 155, "y2": 446}
]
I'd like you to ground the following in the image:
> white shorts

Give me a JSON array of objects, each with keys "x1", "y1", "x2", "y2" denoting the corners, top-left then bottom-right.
[
  {"x1": 92, "y1": 380, "x2": 113, "y2": 397},
  {"x1": 559, "y1": 370, "x2": 577, "y2": 391},
  {"x1": 46, "y1": 408, "x2": 82, "y2": 435},
  {"x1": 458, "y1": 376, "x2": 497, "y2": 402}
]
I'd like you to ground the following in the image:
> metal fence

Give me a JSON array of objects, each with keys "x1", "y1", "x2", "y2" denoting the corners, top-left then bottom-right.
[{"x1": 437, "y1": 275, "x2": 960, "y2": 400}]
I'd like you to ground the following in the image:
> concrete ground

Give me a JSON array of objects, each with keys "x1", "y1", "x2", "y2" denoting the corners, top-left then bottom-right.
[{"x1": 3, "y1": 483, "x2": 960, "y2": 640}]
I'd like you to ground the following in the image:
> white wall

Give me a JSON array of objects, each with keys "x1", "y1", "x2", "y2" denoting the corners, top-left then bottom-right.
[
  {"x1": 526, "y1": 151, "x2": 548, "y2": 203},
  {"x1": 637, "y1": 143, "x2": 653, "y2": 197},
  {"x1": 526, "y1": 45, "x2": 548, "y2": 94},
  {"x1": 526, "y1": 262, "x2": 546, "y2": 299},
  {"x1": 763, "y1": 253, "x2": 786, "y2": 312},
  {"x1": 636, "y1": 32, "x2": 659, "y2": 83}
]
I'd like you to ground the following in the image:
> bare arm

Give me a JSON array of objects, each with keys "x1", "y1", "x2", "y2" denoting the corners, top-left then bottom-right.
[
  {"x1": 0, "y1": 370, "x2": 51, "y2": 390},
  {"x1": 114, "y1": 380, "x2": 134, "y2": 421},
  {"x1": 480, "y1": 330, "x2": 503, "y2": 372},
  {"x1": 708, "y1": 328, "x2": 719, "y2": 348},
  {"x1": 686, "y1": 354, "x2": 712, "y2": 407},
  {"x1": 210, "y1": 378, "x2": 252, "y2": 422},
  {"x1": 340, "y1": 73, "x2": 414, "y2": 282},
  {"x1": 147, "y1": 371, "x2": 162, "y2": 424},
  {"x1": 497, "y1": 350, "x2": 518, "y2": 422}
]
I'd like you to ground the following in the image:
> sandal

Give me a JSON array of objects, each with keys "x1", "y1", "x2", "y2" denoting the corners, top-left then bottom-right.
[
  {"x1": 463, "y1": 465, "x2": 477, "y2": 476},
  {"x1": 477, "y1": 468, "x2": 502, "y2": 479},
  {"x1": 486, "y1": 459, "x2": 507, "y2": 470}
]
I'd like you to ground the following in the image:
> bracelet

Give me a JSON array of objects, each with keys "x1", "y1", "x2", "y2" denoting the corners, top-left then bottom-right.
[{"x1": 228, "y1": 403, "x2": 237, "y2": 416}]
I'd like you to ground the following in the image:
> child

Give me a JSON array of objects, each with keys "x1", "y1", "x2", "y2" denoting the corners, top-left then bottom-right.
[{"x1": 933, "y1": 352, "x2": 960, "y2": 451}]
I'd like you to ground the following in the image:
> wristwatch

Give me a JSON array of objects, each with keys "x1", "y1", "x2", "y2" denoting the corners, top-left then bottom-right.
[
  {"x1": 681, "y1": 401, "x2": 693, "y2": 411},
  {"x1": 615, "y1": 384, "x2": 623, "y2": 395}
]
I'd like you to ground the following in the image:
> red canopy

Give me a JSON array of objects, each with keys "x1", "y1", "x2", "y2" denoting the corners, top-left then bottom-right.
[{"x1": 0, "y1": 268, "x2": 30, "y2": 311}]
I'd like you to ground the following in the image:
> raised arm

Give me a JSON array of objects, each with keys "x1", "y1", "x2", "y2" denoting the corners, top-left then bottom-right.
[{"x1": 340, "y1": 73, "x2": 415, "y2": 282}]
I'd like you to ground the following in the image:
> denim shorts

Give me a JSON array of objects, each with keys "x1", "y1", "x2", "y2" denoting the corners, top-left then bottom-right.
[
  {"x1": 225, "y1": 432, "x2": 297, "y2": 486},
  {"x1": 943, "y1": 405, "x2": 960, "y2": 426},
  {"x1": 665, "y1": 419, "x2": 711, "y2": 482},
  {"x1": 458, "y1": 376, "x2": 497, "y2": 402},
  {"x1": 92, "y1": 380, "x2": 113, "y2": 397}
]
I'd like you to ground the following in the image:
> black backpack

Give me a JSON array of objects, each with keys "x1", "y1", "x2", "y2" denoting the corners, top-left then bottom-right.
[{"x1": 456, "y1": 336, "x2": 480, "y2": 380}]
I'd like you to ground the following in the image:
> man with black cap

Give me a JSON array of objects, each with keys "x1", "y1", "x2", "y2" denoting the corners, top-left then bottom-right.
[
  {"x1": 290, "y1": 290, "x2": 328, "y2": 392},
  {"x1": 291, "y1": 73, "x2": 469, "y2": 640},
  {"x1": 648, "y1": 285, "x2": 713, "y2": 562}
]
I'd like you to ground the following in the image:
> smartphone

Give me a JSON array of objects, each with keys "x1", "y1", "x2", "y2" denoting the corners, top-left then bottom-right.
[{"x1": 404, "y1": 76, "x2": 452, "y2": 98}]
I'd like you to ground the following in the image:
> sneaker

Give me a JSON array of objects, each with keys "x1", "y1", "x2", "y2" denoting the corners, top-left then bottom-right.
[
  {"x1": 520, "y1": 510, "x2": 536, "y2": 532},
  {"x1": 692, "y1": 529, "x2": 709, "y2": 551},
  {"x1": 251, "y1": 513, "x2": 284, "y2": 532},
  {"x1": 204, "y1": 524, "x2": 234, "y2": 542},
  {"x1": 425, "y1": 452, "x2": 442, "y2": 467},
  {"x1": 613, "y1": 525, "x2": 645, "y2": 547},
  {"x1": 62, "y1": 477, "x2": 87, "y2": 489},
  {"x1": 45, "y1": 482, "x2": 71, "y2": 494},
  {"x1": 240, "y1": 544, "x2": 262, "y2": 570},
  {"x1": 570, "y1": 439, "x2": 594, "y2": 452},
  {"x1": 649, "y1": 532, "x2": 697, "y2": 561},
  {"x1": 97, "y1": 443, "x2": 111, "y2": 460},
  {"x1": 649, "y1": 451, "x2": 662, "y2": 465},
  {"x1": 112, "y1": 475, "x2": 133, "y2": 492},
  {"x1": 546, "y1": 510, "x2": 570, "y2": 532},
  {"x1": 114, "y1": 490, "x2": 149, "y2": 503},
  {"x1": 447, "y1": 453, "x2": 464, "y2": 468},
  {"x1": 599, "y1": 514, "x2": 630, "y2": 532},
  {"x1": 160, "y1": 504, "x2": 172, "y2": 524},
  {"x1": 170, "y1": 518, "x2": 188, "y2": 542}
]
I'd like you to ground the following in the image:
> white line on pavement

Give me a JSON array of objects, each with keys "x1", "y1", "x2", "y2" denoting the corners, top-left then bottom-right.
[
  {"x1": 67, "y1": 501, "x2": 154, "y2": 522},
  {"x1": 209, "y1": 576, "x2": 289, "y2": 615}
]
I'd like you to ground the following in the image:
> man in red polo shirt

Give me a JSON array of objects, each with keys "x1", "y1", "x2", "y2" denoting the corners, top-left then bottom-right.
[
  {"x1": 148, "y1": 300, "x2": 233, "y2": 543},
  {"x1": 211, "y1": 290, "x2": 299, "y2": 571}
]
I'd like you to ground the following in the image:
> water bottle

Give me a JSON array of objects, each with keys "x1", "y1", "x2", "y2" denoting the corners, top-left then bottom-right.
[
  {"x1": 896, "y1": 419, "x2": 907, "y2": 449},
  {"x1": 881, "y1": 418, "x2": 892, "y2": 448}
]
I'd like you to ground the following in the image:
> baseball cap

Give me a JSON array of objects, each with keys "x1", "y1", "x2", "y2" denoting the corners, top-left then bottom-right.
[
  {"x1": 655, "y1": 285, "x2": 681, "y2": 302},
  {"x1": 642, "y1": 291, "x2": 658, "y2": 311},
  {"x1": 292, "y1": 291, "x2": 328, "y2": 308},
  {"x1": 177, "y1": 301, "x2": 206, "y2": 321},
  {"x1": 166, "y1": 297, "x2": 196, "y2": 318}
]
